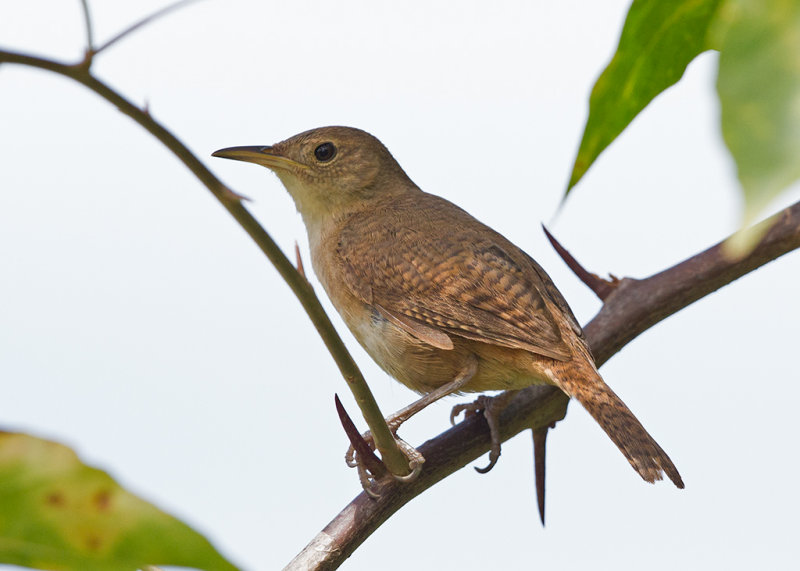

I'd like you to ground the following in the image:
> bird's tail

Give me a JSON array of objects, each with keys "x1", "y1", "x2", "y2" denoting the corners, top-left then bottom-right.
[{"x1": 550, "y1": 359, "x2": 684, "y2": 488}]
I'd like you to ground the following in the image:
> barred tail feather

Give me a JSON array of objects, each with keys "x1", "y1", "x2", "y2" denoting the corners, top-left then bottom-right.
[{"x1": 553, "y1": 365, "x2": 684, "y2": 488}]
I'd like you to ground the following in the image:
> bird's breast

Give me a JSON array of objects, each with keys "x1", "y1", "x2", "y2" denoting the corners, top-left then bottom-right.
[{"x1": 308, "y1": 219, "x2": 558, "y2": 395}]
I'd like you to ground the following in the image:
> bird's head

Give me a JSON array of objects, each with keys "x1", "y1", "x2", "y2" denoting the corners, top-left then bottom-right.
[{"x1": 213, "y1": 126, "x2": 415, "y2": 231}]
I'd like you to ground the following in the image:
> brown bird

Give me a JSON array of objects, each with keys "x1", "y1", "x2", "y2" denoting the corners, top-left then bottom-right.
[{"x1": 212, "y1": 126, "x2": 684, "y2": 490}]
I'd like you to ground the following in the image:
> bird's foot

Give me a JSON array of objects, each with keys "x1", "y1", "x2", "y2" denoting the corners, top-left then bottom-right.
[
  {"x1": 345, "y1": 357, "x2": 480, "y2": 495},
  {"x1": 345, "y1": 423, "x2": 425, "y2": 497},
  {"x1": 451, "y1": 391, "x2": 516, "y2": 474}
]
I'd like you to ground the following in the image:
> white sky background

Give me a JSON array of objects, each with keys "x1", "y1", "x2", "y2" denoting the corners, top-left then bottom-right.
[{"x1": 1, "y1": 1, "x2": 799, "y2": 570}]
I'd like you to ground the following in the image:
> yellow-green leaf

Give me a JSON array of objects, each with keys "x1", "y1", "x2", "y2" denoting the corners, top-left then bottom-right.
[
  {"x1": 567, "y1": 0, "x2": 722, "y2": 193},
  {"x1": 713, "y1": 0, "x2": 800, "y2": 251},
  {"x1": 0, "y1": 432, "x2": 238, "y2": 571}
]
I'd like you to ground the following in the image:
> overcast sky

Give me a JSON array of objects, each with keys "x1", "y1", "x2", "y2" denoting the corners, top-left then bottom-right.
[{"x1": 2, "y1": 1, "x2": 799, "y2": 570}]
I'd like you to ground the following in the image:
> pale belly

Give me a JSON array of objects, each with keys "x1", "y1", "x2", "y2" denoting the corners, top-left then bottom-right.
[{"x1": 345, "y1": 300, "x2": 554, "y2": 395}]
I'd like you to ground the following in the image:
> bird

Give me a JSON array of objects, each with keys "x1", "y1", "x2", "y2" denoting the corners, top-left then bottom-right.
[{"x1": 212, "y1": 126, "x2": 684, "y2": 491}]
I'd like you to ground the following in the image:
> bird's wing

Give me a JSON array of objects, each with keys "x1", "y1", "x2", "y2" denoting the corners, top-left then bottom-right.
[{"x1": 337, "y1": 197, "x2": 572, "y2": 361}]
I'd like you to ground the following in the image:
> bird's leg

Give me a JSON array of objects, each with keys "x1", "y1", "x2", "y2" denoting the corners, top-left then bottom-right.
[
  {"x1": 346, "y1": 356, "x2": 478, "y2": 483},
  {"x1": 450, "y1": 389, "x2": 519, "y2": 474}
]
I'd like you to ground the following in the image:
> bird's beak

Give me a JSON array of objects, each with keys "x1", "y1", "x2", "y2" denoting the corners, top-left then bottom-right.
[{"x1": 211, "y1": 145, "x2": 303, "y2": 171}]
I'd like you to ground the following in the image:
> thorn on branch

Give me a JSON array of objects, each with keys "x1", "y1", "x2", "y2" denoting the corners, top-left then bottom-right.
[
  {"x1": 542, "y1": 224, "x2": 619, "y2": 300},
  {"x1": 532, "y1": 424, "x2": 553, "y2": 526},
  {"x1": 294, "y1": 242, "x2": 306, "y2": 279},
  {"x1": 216, "y1": 184, "x2": 250, "y2": 203},
  {"x1": 334, "y1": 394, "x2": 387, "y2": 479}
]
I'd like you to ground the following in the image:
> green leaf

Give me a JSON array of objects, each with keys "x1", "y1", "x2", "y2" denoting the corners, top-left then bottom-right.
[
  {"x1": 567, "y1": 0, "x2": 722, "y2": 193},
  {"x1": 713, "y1": 0, "x2": 800, "y2": 232},
  {"x1": 0, "y1": 432, "x2": 239, "y2": 571}
]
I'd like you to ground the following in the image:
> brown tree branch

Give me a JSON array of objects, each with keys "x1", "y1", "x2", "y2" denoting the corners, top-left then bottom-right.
[
  {"x1": 286, "y1": 201, "x2": 800, "y2": 570},
  {"x1": 585, "y1": 203, "x2": 800, "y2": 365}
]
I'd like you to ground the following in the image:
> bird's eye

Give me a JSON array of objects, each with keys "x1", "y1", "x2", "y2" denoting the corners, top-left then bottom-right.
[{"x1": 314, "y1": 142, "x2": 337, "y2": 162}]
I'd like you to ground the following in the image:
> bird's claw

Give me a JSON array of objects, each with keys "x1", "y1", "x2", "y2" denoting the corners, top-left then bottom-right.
[
  {"x1": 450, "y1": 394, "x2": 506, "y2": 474},
  {"x1": 474, "y1": 443, "x2": 501, "y2": 474},
  {"x1": 450, "y1": 401, "x2": 481, "y2": 425},
  {"x1": 345, "y1": 430, "x2": 375, "y2": 468},
  {"x1": 346, "y1": 428, "x2": 425, "y2": 494}
]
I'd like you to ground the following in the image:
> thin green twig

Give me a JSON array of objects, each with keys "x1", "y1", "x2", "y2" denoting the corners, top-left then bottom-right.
[{"x1": 0, "y1": 47, "x2": 412, "y2": 478}]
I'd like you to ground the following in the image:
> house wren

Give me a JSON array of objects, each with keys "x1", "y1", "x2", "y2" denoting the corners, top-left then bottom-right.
[{"x1": 212, "y1": 126, "x2": 683, "y2": 488}]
